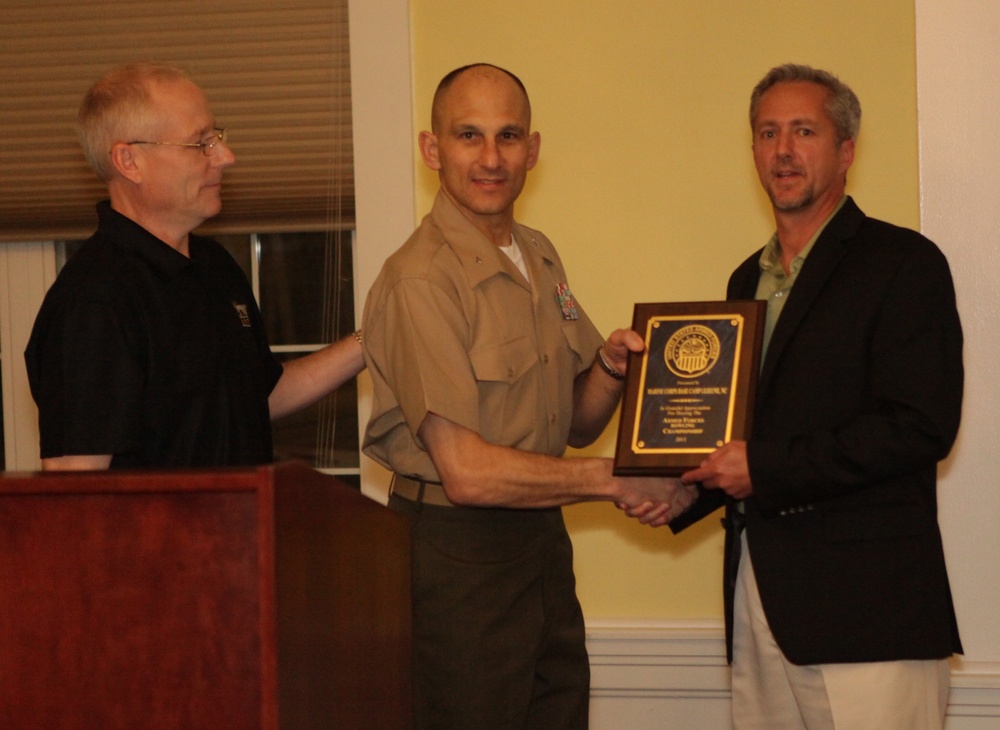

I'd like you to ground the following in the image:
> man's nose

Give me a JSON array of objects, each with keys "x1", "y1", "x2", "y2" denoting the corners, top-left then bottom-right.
[
  {"x1": 479, "y1": 139, "x2": 500, "y2": 168},
  {"x1": 775, "y1": 130, "x2": 793, "y2": 157},
  {"x1": 213, "y1": 139, "x2": 237, "y2": 168}
]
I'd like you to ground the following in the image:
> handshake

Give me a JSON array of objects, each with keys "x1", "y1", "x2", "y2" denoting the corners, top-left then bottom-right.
[
  {"x1": 608, "y1": 440, "x2": 752, "y2": 527},
  {"x1": 613, "y1": 474, "x2": 699, "y2": 528}
]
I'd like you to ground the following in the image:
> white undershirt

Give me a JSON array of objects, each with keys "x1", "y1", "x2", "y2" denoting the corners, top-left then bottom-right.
[{"x1": 499, "y1": 235, "x2": 530, "y2": 282}]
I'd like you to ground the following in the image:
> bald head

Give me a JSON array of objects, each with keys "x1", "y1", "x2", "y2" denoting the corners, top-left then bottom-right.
[{"x1": 431, "y1": 63, "x2": 531, "y2": 134}]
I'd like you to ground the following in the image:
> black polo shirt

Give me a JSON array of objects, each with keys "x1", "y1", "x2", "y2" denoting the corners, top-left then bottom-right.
[{"x1": 25, "y1": 202, "x2": 284, "y2": 468}]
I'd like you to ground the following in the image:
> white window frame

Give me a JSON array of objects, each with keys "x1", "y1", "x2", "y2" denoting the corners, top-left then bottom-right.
[{"x1": 0, "y1": 242, "x2": 56, "y2": 470}]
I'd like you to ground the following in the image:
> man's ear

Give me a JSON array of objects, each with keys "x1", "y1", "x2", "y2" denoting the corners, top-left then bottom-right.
[
  {"x1": 418, "y1": 130, "x2": 441, "y2": 171},
  {"x1": 838, "y1": 138, "x2": 855, "y2": 176},
  {"x1": 526, "y1": 131, "x2": 541, "y2": 171},
  {"x1": 109, "y1": 142, "x2": 143, "y2": 183}
]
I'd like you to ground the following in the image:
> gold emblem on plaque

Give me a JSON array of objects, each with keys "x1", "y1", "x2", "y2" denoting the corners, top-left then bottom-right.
[{"x1": 663, "y1": 324, "x2": 721, "y2": 378}]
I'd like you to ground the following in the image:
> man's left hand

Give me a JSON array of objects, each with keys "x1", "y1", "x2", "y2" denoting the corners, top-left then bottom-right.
[
  {"x1": 682, "y1": 440, "x2": 753, "y2": 500},
  {"x1": 601, "y1": 328, "x2": 645, "y2": 375}
]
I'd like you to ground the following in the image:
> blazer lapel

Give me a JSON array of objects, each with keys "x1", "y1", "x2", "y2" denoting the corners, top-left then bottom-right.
[{"x1": 756, "y1": 197, "x2": 866, "y2": 397}]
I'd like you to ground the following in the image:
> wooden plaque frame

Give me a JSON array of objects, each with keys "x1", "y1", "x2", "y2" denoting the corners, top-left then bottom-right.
[{"x1": 613, "y1": 300, "x2": 765, "y2": 476}]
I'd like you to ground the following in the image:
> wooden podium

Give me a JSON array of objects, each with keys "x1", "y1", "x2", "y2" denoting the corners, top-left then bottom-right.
[{"x1": 0, "y1": 461, "x2": 412, "y2": 729}]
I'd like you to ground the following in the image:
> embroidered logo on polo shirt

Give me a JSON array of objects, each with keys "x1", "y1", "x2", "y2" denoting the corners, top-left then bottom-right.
[
  {"x1": 555, "y1": 283, "x2": 579, "y2": 321},
  {"x1": 233, "y1": 302, "x2": 252, "y2": 327}
]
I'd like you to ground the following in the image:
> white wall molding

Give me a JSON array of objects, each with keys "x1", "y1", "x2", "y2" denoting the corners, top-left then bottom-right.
[
  {"x1": 586, "y1": 621, "x2": 1000, "y2": 729},
  {"x1": 588, "y1": 619, "x2": 730, "y2": 698},
  {"x1": 586, "y1": 620, "x2": 731, "y2": 729},
  {"x1": 347, "y1": 0, "x2": 414, "y2": 504},
  {"x1": 915, "y1": 0, "x2": 1000, "y2": 680},
  {"x1": 949, "y1": 660, "x2": 1000, "y2": 721}
]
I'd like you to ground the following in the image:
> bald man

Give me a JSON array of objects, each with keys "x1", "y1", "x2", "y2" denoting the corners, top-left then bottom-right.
[{"x1": 362, "y1": 63, "x2": 693, "y2": 728}]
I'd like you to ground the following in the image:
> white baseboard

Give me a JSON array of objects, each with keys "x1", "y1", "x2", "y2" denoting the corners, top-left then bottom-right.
[
  {"x1": 949, "y1": 657, "x2": 1000, "y2": 723},
  {"x1": 585, "y1": 620, "x2": 1000, "y2": 730}
]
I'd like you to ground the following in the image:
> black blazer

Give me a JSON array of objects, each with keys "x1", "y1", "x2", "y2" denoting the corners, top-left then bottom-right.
[{"x1": 674, "y1": 197, "x2": 964, "y2": 665}]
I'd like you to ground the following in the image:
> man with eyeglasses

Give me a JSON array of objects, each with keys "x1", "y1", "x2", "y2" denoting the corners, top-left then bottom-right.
[{"x1": 24, "y1": 62, "x2": 364, "y2": 469}]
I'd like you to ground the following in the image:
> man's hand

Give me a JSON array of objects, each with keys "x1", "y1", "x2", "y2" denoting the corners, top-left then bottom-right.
[
  {"x1": 41, "y1": 454, "x2": 113, "y2": 471},
  {"x1": 615, "y1": 477, "x2": 699, "y2": 527},
  {"x1": 569, "y1": 327, "x2": 646, "y2": 447},
  {"x1": 600, "y1": 328, "x2": 645, "y2": 377},
  {"x1": 682, "y1": 440, "x2": 753, "y2": 500}
]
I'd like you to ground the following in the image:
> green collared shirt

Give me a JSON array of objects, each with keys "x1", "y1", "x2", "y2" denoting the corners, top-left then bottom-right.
[{"x1": 755, "y1": 197, "x2": 847, "y2": 361}]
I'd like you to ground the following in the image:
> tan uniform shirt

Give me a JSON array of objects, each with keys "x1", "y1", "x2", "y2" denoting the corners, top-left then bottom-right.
[{"x1": 362, "y1": 190, "x2": 605, "y2": 480}]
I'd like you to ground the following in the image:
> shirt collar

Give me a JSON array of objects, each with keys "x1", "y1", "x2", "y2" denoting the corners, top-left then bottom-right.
[
  {"x1": 430, "y1": 189, "x2": 546, "y2": 289},
  {"x1": 758, "y1": 196, "x2": 848, "y2": 277},
  {"x1": 97, "y1": 200, "x2": 196, "y2": 277}
]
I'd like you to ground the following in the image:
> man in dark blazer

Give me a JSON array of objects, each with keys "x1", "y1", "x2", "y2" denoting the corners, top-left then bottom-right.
[{"x1": 678, "y1": 64, "x2": 964, "y2": 729}]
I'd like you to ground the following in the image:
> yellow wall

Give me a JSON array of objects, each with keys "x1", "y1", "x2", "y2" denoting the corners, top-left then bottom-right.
[{"x1": 410, "y1": 0, "x2": 918, "y2": 619}]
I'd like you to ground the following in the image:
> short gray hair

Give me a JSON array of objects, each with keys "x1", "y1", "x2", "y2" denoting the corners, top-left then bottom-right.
[
  {"x1": 78, "y1": 62, "x2": 193, "y2": 182},
  {"x1": 749, "y1": 63, "x2": 861, "y2": 145}
]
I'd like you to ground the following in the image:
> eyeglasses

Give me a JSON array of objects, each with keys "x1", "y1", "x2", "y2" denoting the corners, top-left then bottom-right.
[{"x1": 125, "y1": 128, "x2": 228, "y2": 156}]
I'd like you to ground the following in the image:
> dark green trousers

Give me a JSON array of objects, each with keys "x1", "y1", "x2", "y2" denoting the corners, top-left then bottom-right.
[{"x1": 390, "y1": 495, "x2": 590, "y2": 730}]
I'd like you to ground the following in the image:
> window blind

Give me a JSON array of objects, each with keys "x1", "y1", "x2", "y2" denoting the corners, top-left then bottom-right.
[{"x1": 0, "y1": 0, "x2": 353, "y2": 243}]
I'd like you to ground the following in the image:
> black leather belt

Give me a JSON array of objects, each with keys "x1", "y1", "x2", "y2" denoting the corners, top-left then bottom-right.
[{"x1": 391, "y1": 474, "x2": 453, "y2": 507}]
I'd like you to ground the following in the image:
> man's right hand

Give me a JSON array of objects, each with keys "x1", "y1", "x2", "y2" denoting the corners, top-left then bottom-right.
[
  {"x1": 41, "y1": 454, "x2": 113, "y2": 470},
  {"x1": 615, "y1": 477, "x2": 698, "y2": 527}
]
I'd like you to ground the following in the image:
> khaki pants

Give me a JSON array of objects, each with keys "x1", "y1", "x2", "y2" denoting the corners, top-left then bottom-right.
[{"x1": 732, "y1": 531, "x2": 950, "y2": 729}]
